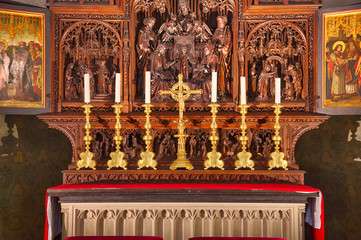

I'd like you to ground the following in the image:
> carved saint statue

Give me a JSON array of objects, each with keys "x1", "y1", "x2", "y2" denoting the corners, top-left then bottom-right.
[
  {"x1": 96, "y1": 60, "x2": 110, "y2": 94},
  {"x1": 176, "y1": 47, "x2": 196, "y2": 81},
  {"x1": 64, "y1": 63, "x2": 78, "y2": 101},
  {"x1": 191, "y1": 43, "x2": 219, "y2": 101},
  {"x1": 282, "y1": 75, "x2": 294, "y2": 101},
  {"x1": 177, "y1": 0, "x2": 196, "y2": 32},
  {"x1": 136, "y1": 17, "x2": 157, "y2": 95},
  {"x1": 257, "y1": 62, "x2": 271, "y2": 101},
  {"x1": 212, "y1": 16, "x2": 232, "y2": 98},
  {"x1": 150, "y1": 44, "x2": 175, "y2": 101}
]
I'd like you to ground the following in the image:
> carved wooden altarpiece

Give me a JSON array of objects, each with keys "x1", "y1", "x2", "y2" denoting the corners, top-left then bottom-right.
[{"x1": 41, "y1": 0, "x2": 327, "y2": 185}]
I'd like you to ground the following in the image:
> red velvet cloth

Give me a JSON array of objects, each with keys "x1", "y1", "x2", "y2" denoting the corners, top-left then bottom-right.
[
  {"x1": 45, "y1": 184, "x2": 323, "y2": 240},
  {"x1": 190, "y1": 238, "x2": 286, "y2": 240},
  {"x1": 65, "y1": 237, "x2": 163, "y2": 240}
]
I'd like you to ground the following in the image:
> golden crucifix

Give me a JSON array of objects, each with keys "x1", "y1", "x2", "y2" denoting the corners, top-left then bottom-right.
[{"x1": 159, "y1": 74, "x2": 203, "y2": 170}]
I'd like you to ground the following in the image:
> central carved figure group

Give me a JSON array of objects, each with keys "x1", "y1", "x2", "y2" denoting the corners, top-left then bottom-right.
[{"x1": 136, "y1": 0, "x2": 232, "y2": 102}]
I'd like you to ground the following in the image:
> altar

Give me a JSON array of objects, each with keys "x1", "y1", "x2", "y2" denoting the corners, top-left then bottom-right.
[{"x1": 45, "y1": 184, "x2": 323, "y2": 240}]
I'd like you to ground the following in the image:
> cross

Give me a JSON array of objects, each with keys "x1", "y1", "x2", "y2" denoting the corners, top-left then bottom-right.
[{"x1": 159, "y1": 74, "x2": 203, "y2": 170}]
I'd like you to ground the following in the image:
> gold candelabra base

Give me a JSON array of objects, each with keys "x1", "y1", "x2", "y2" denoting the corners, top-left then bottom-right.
[
  {"x1": 170, "y1": 131, "x2": 194, "y2": 170},
  {"x1": 204, "y1": 103, "x2": 224, "y2": 170},
  {"x1": 234, "y1": 104, "x2": 255, "y2": 170},
  {"x1": 268, "y1": 104, "x2": 288, "y2": 170},
  {"x1": 137, "y1": 104, "x2": 157, "y2": 170},
  {"x1": 77, "y1": 151, "x2": 96, "y2": 170},
  {"x1": 107, "y1": 104, "x2": 127, "y2": 170},
  {"x1": 76, "y1": 104, "x2": 97, "y2": 170},
  {"x1": 108, "y1": 150, "x2": 126, "y2": 170},
  {"x1": 170, "y1": 142, "x2": 194, "y2": 170},
  {"x1": 235, "y1": 151, "x2": 254, "y2": 170}
]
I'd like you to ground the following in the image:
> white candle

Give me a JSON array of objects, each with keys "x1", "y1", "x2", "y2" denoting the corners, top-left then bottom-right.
[
  {"x1": 145, "y1": 71, "x2": 151, "y2": 104},
  {"x1": 84, "y1": 73, "x2": 90, "y2": 103},
  {"x1": 275, "y1": 77, "x2": 281, "y2": 104},
  {"x1": 240, "y1": 76, "x2": 246, "y2": 105},
  {"x1": 211, "y1": 72, "x2": 217, "y2": 102},
  {"x1": 115, "y1": 73, "x2": 121, "y2": 103}
]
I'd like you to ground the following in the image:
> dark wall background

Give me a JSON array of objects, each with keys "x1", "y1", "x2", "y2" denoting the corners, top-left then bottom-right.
[
  {"x1": 0, "y1": 115, "x2": 71, "y2": 240},
  {"x1": 295, "y1": 115, "x2": 361, "y2": 240}
]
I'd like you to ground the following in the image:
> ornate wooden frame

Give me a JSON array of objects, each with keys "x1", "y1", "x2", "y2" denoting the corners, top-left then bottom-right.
[
  {"x1": 0, "y1": 3, "x2": 50, "y2": 114},
  {"x1": 317, "y1": 4, "x2": 361, "y2": 114}
]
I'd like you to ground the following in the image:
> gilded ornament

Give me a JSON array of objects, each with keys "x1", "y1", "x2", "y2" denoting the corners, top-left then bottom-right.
[
  {"x1": 204, "y1": 103, "x2": 224, "y2": 170},
  {"x1": 107, "y1": 104, "x2": 127, "y2": 170},
  {"x1": 159, "y1": 74, "x2": 202, "y2": 170},
  {"x1": 234, "y1": 104, "x2": 255, "y2": 170},
  {"x1": 137, "y1": 104, "x2": 158, "y2": 170},
  {"x1": 268, "y1": 104, "x2": 288, "y2": 170},
  {"x1": 76, "y1": 104, "x2": 97, "y2": 170}
]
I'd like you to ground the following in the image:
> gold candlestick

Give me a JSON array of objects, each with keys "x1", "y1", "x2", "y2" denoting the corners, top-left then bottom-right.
[
  {"x1": 159, "y1": 74, "x2": 202, "y2": 170},
  {"x1": 234, "y1": 104, "x2": 255, "y2": 170},
  {"x1": 268, "y1": 104, "x2": 288, "y2": 170},
  {"x1": 76, "y1": 104, "x2": 97, "y2": 170},
  {"x1": 204, "y1": 103, "x2": 224, "y2": 170},
  {"x1": 107, "y1": 104, "x2": 127, "y2": 170},
  {"x1": 137, "y1": 103, "x2": 157, "y2": 170}
]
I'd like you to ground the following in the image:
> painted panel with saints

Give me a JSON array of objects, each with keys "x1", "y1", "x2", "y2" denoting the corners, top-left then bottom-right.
[
  {"x1": 0, "y1": 8, "x2": 46, "y2": 109},
  {"x1": 322, "y1": 8, "x2": 361, "y2": 112}
]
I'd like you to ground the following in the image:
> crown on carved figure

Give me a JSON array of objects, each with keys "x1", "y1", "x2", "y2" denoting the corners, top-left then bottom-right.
[{"x1": 178, "y1": 0, "x2": 189, "y2": 9}]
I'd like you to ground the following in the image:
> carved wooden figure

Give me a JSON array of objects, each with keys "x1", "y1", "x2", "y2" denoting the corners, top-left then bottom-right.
[{"x1": 212, "y1": 15, "x2": 232, "y2": 99}]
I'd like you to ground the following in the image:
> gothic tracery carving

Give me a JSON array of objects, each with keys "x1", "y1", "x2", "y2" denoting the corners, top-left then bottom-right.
[
  {"x1": 246, "y1": 20, "x2": 307, "y2": 103},
  {"x1": 60, "y1": 19, "x2": 122, "y2": 102}
]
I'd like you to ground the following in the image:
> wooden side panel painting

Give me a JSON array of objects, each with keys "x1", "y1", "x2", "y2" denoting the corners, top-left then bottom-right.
[
  {"x1": 0, "y1": 6, "x2": 49, "y2": 114},
  {"x1": 320, "y1": 6, "x2": 361, "y2": 114}
]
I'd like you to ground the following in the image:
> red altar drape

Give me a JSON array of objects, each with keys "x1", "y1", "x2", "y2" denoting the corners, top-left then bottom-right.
[{"x1": 45, "y1": 184, "x2": 323, "y2": 240}]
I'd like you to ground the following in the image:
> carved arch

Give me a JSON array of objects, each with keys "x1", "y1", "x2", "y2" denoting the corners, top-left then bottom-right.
[
  {"x1": 291, "y1": 125, "x2": 320, "y2": 164},
  {"x1": 245, "y1": 19, "x2": 307, "y2": 49},
  {"x1": 58, "y1": 20, "x2": 123, "y2": 103}
]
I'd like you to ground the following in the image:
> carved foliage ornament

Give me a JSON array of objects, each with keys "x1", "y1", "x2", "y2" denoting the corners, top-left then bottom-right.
[
  {"x1": 201, "y1": 0, "x2": 235, "y2": 13},
  {"x1": 246, "y1": 20, "x2": 307, "y2": 61},
  {"x1": 133, "y1": 0, "x2": 167, "y2": 13},
  {"x1": 133, "y1": 0, "x2": 235, "y2": 14},
  {"x1": 75, "y1": 208, "x2": 291, "y2": 221}
]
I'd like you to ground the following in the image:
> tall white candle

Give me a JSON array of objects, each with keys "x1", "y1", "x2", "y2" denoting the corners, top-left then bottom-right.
[
  {"x1": 115, "y1": 73, "x2": 121, "y2": 103},
  {"x1": 240, "y1": 76, "x2": 246, "y2": 105},
  {"x1": 84, "y1": 73, "x2": 90, "y2": 103},
  {"x1": 211, "y1": 72, "x2": 217, "y2": 103},
  {"x1": 275, "y1": 77, "x2": 281, "y2": 104},
  {"x1": 145, "y1": 71, "x2": 151, "y2": 104}
]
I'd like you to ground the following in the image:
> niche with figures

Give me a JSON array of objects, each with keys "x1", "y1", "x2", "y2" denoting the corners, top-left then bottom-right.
[
  {"x1": 244, "y1": 20, "x2": 308, "y2": 108},
  {"x1": 59, "y1": 19, "x2": 124, "y2": 107},
  {"x1": 132, "y1": 0, "x2": 236, "y2": 105}
]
